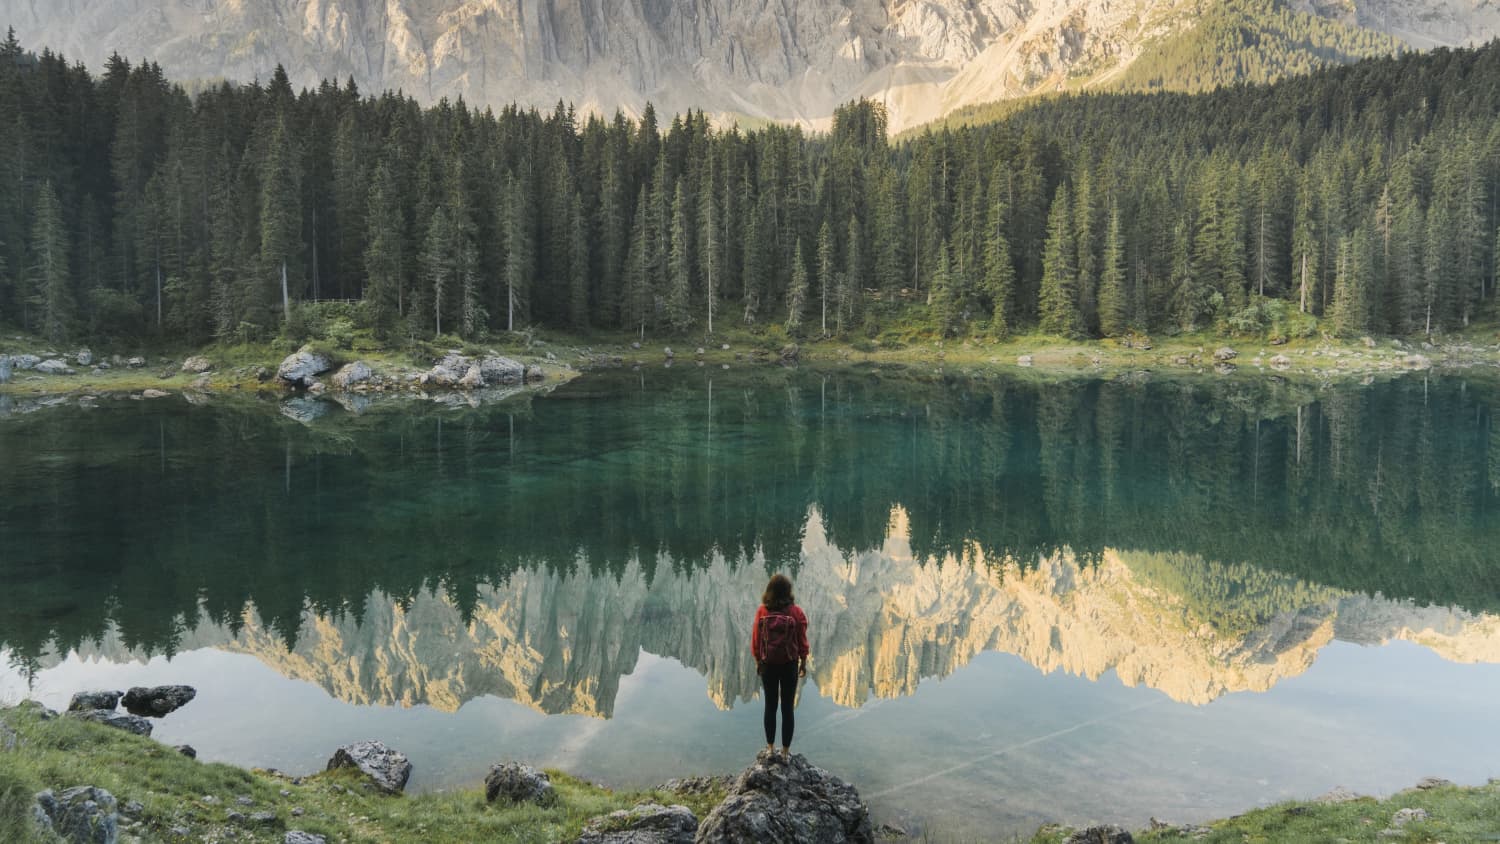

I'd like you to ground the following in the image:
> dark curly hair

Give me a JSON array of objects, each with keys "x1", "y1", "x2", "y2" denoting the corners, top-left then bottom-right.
[{"x1": 762, "y1": 573, "x2": 795, "y2": 610}]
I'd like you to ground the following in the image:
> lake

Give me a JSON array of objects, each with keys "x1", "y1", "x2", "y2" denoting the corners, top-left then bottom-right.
[{"x1": 3, "y1": 367, "x2": 1500, "y2": 839}]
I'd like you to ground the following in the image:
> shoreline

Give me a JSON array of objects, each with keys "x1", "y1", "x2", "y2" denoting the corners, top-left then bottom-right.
[{"x1": 3, "y1": 701, "x2": 1497, "y2": 843}]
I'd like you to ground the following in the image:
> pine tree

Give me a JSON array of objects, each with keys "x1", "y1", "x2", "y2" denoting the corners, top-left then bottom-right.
[
  {"x1": 1098, "y1": 205, "x2": 1128, "y2": 337},
  {"x1": 259, "y1": 114, "x2": 302, "y2": 324},
  {"x1": 364, "y1": 159, "x2": 404, "y2": 337},
  {"x1": 1330, "y1": 230, "x2": 1371, "y2": 336},
  {"x1": 568, "y1": 191, "x2": 589, "y2": 331},
  {"x1": 666, "y1": 182, "x2": 694, "y2": 333},
  {"x1": 622, "y1": 191, "x2": 652, "y2": 338},
  {"x1": 421, "y1": 205, "x2": 454, "y2": 337},
  {"x1": 503, "y1": 170, "x2": 533, "y2": 332},
  {"x1": 816, "y1": 221, "x2": 834, "y2": 337},
  {"x1": 930, "y1": 240, "x2": 959, "y2": 337},
  {"x1": 698, "y1": 163, "x2": 720, "y2": 334},
  {"x1": 1039, "y1": 186, "x2": 1083, "y2": 337},
  {"x1": 29, "y1": 181, "x2": 74, "y2": 343},
  {"x1": 787, "y1": 239, "x2": 809, "y2": 333}
]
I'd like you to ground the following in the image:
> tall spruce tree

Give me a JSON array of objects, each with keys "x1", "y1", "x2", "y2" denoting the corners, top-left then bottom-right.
[{"x1": 1039, "y1": 186, "x2": 1083, "y2": 337}]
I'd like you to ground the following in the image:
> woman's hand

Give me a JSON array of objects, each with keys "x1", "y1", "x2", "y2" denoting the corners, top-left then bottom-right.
[{"x1": 798, "y1": 659, "x2": 807, "y2": 678}]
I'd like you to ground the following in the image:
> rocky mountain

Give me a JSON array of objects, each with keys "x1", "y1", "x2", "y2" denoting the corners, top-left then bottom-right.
[
  {"x1": 2, "y1": 0, "x2": 1496, "y2": 133},
  {"x1": 54, "y1": 507, "x2": 1500, "y2": 716}
]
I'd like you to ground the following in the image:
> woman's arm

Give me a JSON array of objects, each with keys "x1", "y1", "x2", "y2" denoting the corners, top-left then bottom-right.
[
  {"x1": 750, "y1": 606, "x2": 763, "y2": 662},
  {"x1": 796, "y1": 607, "x2": 810, "y2": 675}
]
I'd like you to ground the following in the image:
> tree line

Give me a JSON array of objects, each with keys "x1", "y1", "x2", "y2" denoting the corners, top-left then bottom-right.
[{"x1": 2, "y1": 28, "x2": 1499, "y2": 347}]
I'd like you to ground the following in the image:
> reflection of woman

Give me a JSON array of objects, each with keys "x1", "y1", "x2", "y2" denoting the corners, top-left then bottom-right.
[{"x1": 751, "y1": 573, "x2": 810, "y2": 758}]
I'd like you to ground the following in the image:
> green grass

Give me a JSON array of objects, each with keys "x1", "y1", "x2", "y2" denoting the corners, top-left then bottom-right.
[{"x1": 0, "y1": 704, "x2": 725, "y2": 843}]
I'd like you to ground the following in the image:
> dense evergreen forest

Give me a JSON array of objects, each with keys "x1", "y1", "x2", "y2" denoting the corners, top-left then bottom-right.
[{"x1": 2, "y1": 28, "x2": 1500, "y2": 348}]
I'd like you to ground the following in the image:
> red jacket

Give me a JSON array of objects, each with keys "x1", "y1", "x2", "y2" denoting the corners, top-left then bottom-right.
[{"x1": 751, "y1": 604, "x2": 810, "y2": 662}]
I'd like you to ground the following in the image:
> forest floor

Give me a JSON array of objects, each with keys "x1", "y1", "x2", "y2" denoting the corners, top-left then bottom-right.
[
  {"x1": 4, "y1": 321, "x2": 1500, "y2": 401},
  {"x1": 3, "y1": 703, "x2": 1498, "y2": 844}
]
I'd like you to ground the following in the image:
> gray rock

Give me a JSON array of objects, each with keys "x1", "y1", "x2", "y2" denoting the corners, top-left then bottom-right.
[
  {"x1": 250, "y1": 811, "x2": 278, "y2": 824},
  {"x1": 37, "y1": 358, "x2": 75, "y2": 375},
  {"x1": 306, "y1": 379, "x2": 327, "y2": 396},
  {"x1": 168, "y1": 826, "x2": 190, "y2": 837},
  {"x1": 780, "y1": 344, "x2": 800, "y2": 362},
  {"x1": 279, "y1": 397, "x2": 330, "y2": 424},
  {"x1": 485, "y1": 762, "x2": 556, "y2": 806},
  {"x1": 72, "y1": 710, "x2": 152, "y2": 736},
  {"x1": 1214, "y1": 362, "x2": 1236, "y2": 375},
  {"x1": 1213, "y1": 347, "x2": 1237, "y2": 362},
  {"x1": 1016, "y1": 354, "x2": 1034, "y2": 367},
  {"x1": 126, "y1": 356, "x2": 145, "y2": 368},
  {"x1": 67, "y1": 691, "x2": 122, "y2": 713},
  {"x1": 663, "y1": 347, "x2": 675, "y2": 358},
  {"x1": 235, "y1": 796, "x2": 255, "y2": 806},
  {"x1": 175, "y1": 744, "x2": 197, "y2": 759},
  {"x1": 459, "y1": 365, "x2": 485, "y2": 390},
  {"x1": 277, "y1": 346, "x2": 333, "y2": 386},
  {"x1": 1403, "y1": 354, "x2": 1432, "y2": 370},
  {"x1": 437, "y1": 350, "x2": 473, "y2": 373},
  {"x1": 226, "y1": 811, "x2": 246, "y2": 823},
  {"x1": 525, "y1": 364, "x2": 546, "y2": 382},
  {"x1": 0, "y1": 718, "x2": 17, "y2": 751},
  {"x1": 284, "y1": 832, "x2": 326, "y2": 844},
  {"x1": 74, "y1": 349, "x2": 93, "y2": 366},
  {"x1": 330, "y1": 361, "x2": 372, "y2": 389},
  {"x1": 122, "y1": 685, "x2": 196, "y2": 717},
  {"x1": 1063, "y1": 827, "x2": 1133, "y2": 844},
  {"x1": 141, "y1": 389, "x2": 169, "y2": 399},
  {"x1": 326, "y1": 740, "x2": 412, "y2": 794},
  {"x1": 14, "y1": 353, "x2": 40, "y2": 370},
  {"x1": 695, "y1": 749, "x2": 872, "y2": 843},
  {"x1": 479, "y1": 356, "x2": 525, "y2": 385},
  {"x1": 1362, "y1": 336, "x2": 1377, "y2": 348},
  {"x1": 658, "y1": 776, "x2": 732, "y2": 796},
  {"x1": 1314, "y1": 786, "x2": 1363, "y2": 804},
  {"x1": 577, "y1": 802, "x2": 697, "y2": 844},
  {"x1": 1391, "y1": 807, "x2": 1429, "y2": 827},
  {"x1": 34, "y1": 786, "x2": 119, "y2": 844},
  {"x1": 181, "y1": 356, "x2": 212, "y2": 373},
  {"x1": 426, "y1": 365, "x2": 460, "y2": 387},
  {"x1": 1413, "y1": 776, "x2": 1454, "y2": 790},
  {"x1": 120, "y1": 801, "x2": 143, "y2": 818},
  {"x1": 1269, "y1": 354, "x2": 1293, "y2": 371},
  {"x1": 0, "y1": 354, "x2": 11, "y2": 384}
]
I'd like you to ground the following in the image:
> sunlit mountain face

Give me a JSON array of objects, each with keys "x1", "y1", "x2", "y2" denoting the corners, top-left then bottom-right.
[{"x1": 4, "y1": 369, "x2": 1500, "y2": 836}]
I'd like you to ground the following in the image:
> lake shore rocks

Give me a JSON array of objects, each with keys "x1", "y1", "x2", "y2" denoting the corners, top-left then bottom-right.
[
  {"x1": 696, "y1": 749, "x2": 872, "y2": 843},
  {"x1": 485, "y1": 762, "x2": 556, "y2": 806},
  {"x1": 326, "y1": 741, "x2": 411, "y2": 794},
  {"x1": 121, "y1": 685, "x2": 196, "y2": 718},
  {"x1": 181, "y1": 356, "x2": 213, "y2": 373},
  {"x1": 34, "y1": 785, "x2": 119, "y2": 844},
  {"x1": 277, "y1": 346, "x2": 334, "y2": 387},
  {"x1": 67, "y1": 691, "x2": 122, "y2": 713},
  {"x1": 1063, "y1": 825, "x2": 1134, "y2": 844},
  {"x1": 70, "y1": 710, "x2": 152, "y2": 736},
  {"x1": 331, "y1": 361, "x2": 372, "y2": 389},
  {"x1": 577, "y1": 802, "x2": 697, "y2": 844},
  {"x1": 0, "y1": 354, "x2": 11, "y2": 383}
]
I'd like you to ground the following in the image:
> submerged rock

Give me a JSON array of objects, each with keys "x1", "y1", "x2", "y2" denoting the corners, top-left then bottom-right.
[
  {"x1": 34, "y1": 786, "x2": 119, "y2": 844},
  {"x1": 576, "y1": 802, "x2": 697, "y2": 844},
  {"x1": 66, "y1": 691, "x2": 122, "y2": 713},
  {"x1": 485, "y1": 762, "x2": 555, "y2": 806},
  {"x1": 122, "y1": 685, "x2": 196, "y2": 718},
  {"x1": 71, "y1": 710, "x2": 152, "y2": 736},
  {"x1": 277, "y1": 346, "x2": 333, "y2": 387},
  {"x1": 327, "y1": 740, "x2": 412, "y2": 794},
  {"x1": 695, "y1": 749, "x2": 872, "y2": 843}
]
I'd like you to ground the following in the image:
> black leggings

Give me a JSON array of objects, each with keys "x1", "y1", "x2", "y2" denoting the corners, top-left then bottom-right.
[{"x1": 761, "y1": 661, "x2": 798, "y2": 746}]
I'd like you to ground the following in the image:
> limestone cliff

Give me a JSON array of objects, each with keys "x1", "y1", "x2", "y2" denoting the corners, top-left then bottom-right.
[
  {"x1": 53, "y1": 507, "x2": 1500, "y2": 715},
  {"x1": 1, "y1": 0, "x2": 1494, "y2": 132}
]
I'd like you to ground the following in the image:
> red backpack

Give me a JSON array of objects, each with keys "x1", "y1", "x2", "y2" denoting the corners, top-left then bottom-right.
[{"x1": 758, "y1": 609, "x2": 800, "y2": 666}]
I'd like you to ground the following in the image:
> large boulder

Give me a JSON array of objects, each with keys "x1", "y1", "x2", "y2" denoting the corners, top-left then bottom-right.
[
  {"x1": 181, "y1": 356, "x2": 212, "y2": 373},
  {"x1": 71, "y1": 710, "x2": 152, "y2": 736},
  {"x1": 0, "y1": 355, "x2": 11, "y2": 384},
  {"x1": 34, "y1": 786, "x2": 119, "y2": 844},
  {"x1": 67, "y1": 691, "x2": 122, "y2": 713},
  {"x1": 459, "y1": 365, "x2": 485, "y2": 390},
  {"x1": 484, "y1": 762, "x2": 556, "y2": 806},
  {"x1": 13, "y1": 353, "x2": 40, "y2": 370},
  {"x1": 1213, "y1": 347, "x2": 1237, "y2": 362},
  {"x1": 479, "y1": 356, "x2": 525, "y2": 385},
  {"x1": 695, "y1": 750, "x2": 872, "y2": 844},
  {"x1": 75, "y1": 349, "x2": 93, "y2": 366},
  {"x1": 326, "y1": 741, "x2": 412, "y2": 794},
  {"x1": 330, "y1": 361, "x2": 372, "y2": 390},
  {"x1": 277, "y1": 346, "x2": 333, "y2": 387},
  {"x1": 121, "y1": 685, "x2": 196, "y2": 718},
  {"x1": 36, "y1": 358, "x2": 75, "y2": 375},
  {"x1": 578, "y1": 802, "x2": 697, "y2": 844},
  {"x1": 1063, "y1": 826, "x2": 1134, "y2": 844}
]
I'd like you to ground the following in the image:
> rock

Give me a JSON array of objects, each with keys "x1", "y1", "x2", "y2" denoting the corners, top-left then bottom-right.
[
  {"x1": 235, "y1": 796, "x2": 255, "y2": 806},
  {"x1": 1214, "y1": 363, "x2": 1236, "y2": 375},
  {"x1": 0, "y1": 718, "x2": 16, "y2": 751},
  {"x1": 1016, "y1": 354, "x2": 1033, "y2": 367},
  {"x1": 120, "y1": 801, "x2": 143, "y2": 818},
  {"x1": 306, "y1": 379, "x2": 327, "y2": 396},
  {"x1": 126, "y1": 356, "x2": 146, "y2": 368},
  {"x1": 1391, "y1": 807, "x2": 1430, "y2": 827},
  {"x1": 326, "y1": 741, "x2": 412, "y2": 794},
  {"x1": 34, "y1": 786, "x2": 119, "y2": 844},
  {"x1": 141, "y1": 389, "x2": 169, "y2": 399},
  {"x1": 1269, "y1": 354, "x2": 1293, "y2": 371},
  {"x1": 1403, "y1": 354, "x2": 1432, "y2": 369},
  {"x1": 250, "y1": 811, "x2": 278, "y2": 824},
  {"x1": 1391, "y1": 339, "x2": 1405, "y2": 348},
  {"x1": 631, "y1": 341, "x2": 642, "y2": 350},
  {"x1": 485, "y1": 762, "x2": 556, "y2": 806},
  {"x1": 330, "y1": 361, "x2": 372, "y2": 390},
  {"x1": 36, "y1": 358, "x2": 75, "y2": 375},
  {"x1": 658, "y1": 776, "x2": 732, "y2": 795},
  {"x1": 67, "y1": 691, "x2": 122, "y2": 713},
  {"x1": 175, "y1": 745, "x2": 197, "y2": 758},
  {"x1": 1213, "y1": 347, "x2": 1237, "y2": 362},
  {"x1": 72, "y1": 710, "x2": 152, "y2": 736},
  {"x1": 663, "y1": 347, "x2": 675, "y2": 358},
  {"x1": 1362, "y1": 336, "x2": 1377, "y2": 348},
  {"x1": 695, "y1": 347, "x2": 706, "y2": 356},
  {"x1": 480, "y1": 356, "x2": 525, "y2": 385},
  {"x1": 577, "y1": 802, "x2": 697, "y2": 844},
  {"x1": 426, "y1": 365, "x2": 460, "y2": 387},
  {"x1": 181, "y1": 356, "x2": 212, "y2": 373},
  {"x1": 695, "y1": 749, "x2": 872, "y2": 843},
  {"x1": 255, "y1": 366, "x2": 272, "y2": 382},
  {"x1": 459, "y1": 365, "x2": 485, "y2": 390},
  {"x1": 874, "y1": 822, "x2": 907, "y2": 838},
  {"x1": 1063, "y1": 827, "x2": 1133, "y2": 844},
  {"x1": 75, "y1": 349, "x2": 93, "y2": 366},
  {"x1": 14, "y1": 353, "x2": 40, "y2": 370},
  {"x1": 1314, "y1": 786, "x2": 1363, "y2": 804},
  {"x1": 721, "y1": 344, "x2": 730, "y2": 351},
  {"x1": 121, "y1": 685, "x2": 196, "y2": 717},
  {"x1": 0, "y1": 354, "x2": 9, "y2": 384},
  {"x1": 1413, "y1": 776, "x2": 1454, "y2": 790},
  {"x1": 276, "y1": 346, "x2": 333, "y2": 386},
  {"x1": 226, "y1": 811, "x2": 246, "y2": 823},
  {"x1": 780, "y1": 344, "x2": 800, "y2": 362},
  {"x1": 284, "y1": 832, "x2": 326, "y2": 844},
  {"x1": 279, "y1": 397, "x2": 330, "y2": 424},
  {"x1": 525, "y1": 364, "x2": 546, "y2": 382}
]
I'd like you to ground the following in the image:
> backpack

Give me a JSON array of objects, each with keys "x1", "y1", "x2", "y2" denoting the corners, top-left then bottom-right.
[{"x1": 758, "y1": 609, "x2": 800, "y2": 667}]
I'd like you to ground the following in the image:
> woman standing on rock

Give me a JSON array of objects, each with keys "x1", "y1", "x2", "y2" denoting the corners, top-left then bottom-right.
[{"x1": 752, "y1": 573, "x2": 810, "y2": 758}]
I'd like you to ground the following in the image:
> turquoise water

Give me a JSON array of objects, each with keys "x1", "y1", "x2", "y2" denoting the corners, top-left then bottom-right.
[{"x1": 3, "y1": 368, "x2": 1500, "y2": 838}]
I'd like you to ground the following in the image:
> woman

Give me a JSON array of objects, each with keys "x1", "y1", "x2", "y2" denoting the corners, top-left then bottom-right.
[{"x1": 751, "y1": 573, "x2": 810, "y2": 758}]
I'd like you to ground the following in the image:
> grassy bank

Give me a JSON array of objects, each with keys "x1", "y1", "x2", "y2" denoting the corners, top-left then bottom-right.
[{"x1": 4, "y1": 703, "x2": 1498, "y2": 843}]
